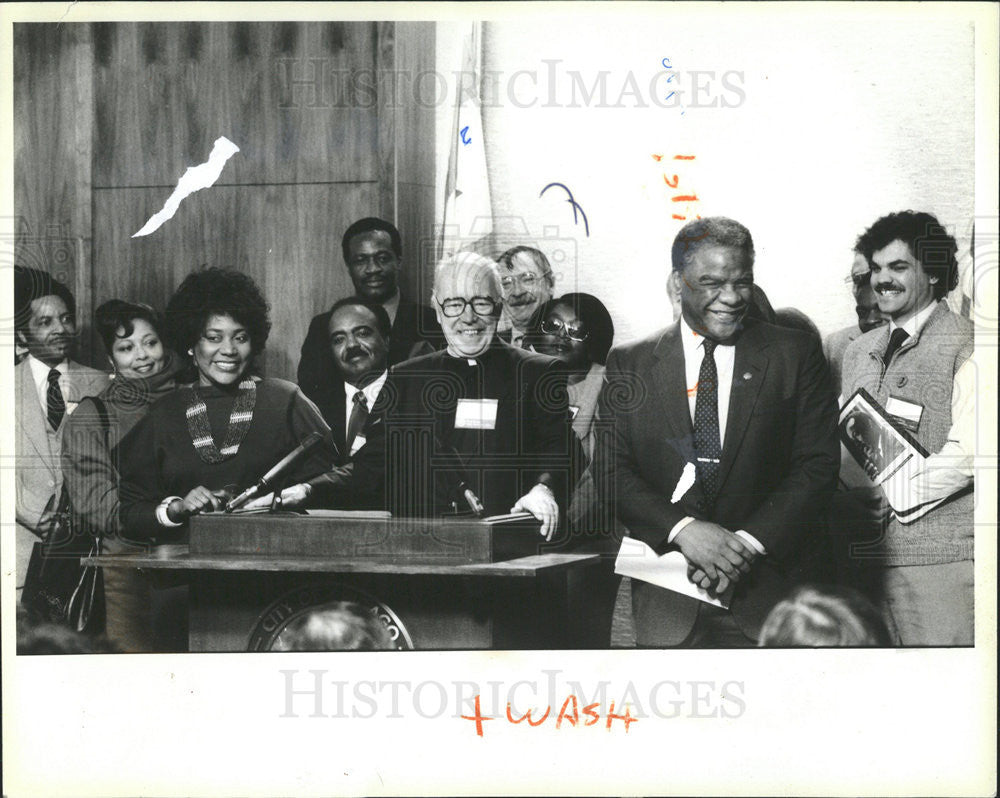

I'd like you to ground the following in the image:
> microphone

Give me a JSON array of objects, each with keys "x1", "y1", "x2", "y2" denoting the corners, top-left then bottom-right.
[
  {"x1": 225, "y1": 432, "x2": 324, "y2": 512},
  {"x1": 433, "y1": 434, "x2": 485, "y2": 518}
]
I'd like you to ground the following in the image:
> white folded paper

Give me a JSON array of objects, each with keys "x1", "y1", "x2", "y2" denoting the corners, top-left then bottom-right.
[{"x1": 614, "y1": 536, "x2": 733, "y2": 609}]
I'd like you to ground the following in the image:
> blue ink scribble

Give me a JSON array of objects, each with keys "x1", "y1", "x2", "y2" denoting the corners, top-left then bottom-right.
[
  {"x1": 665, "y1": 91, "x2": 675, "y2": 102},
  {"x1": 540, "y1": 182, "x2": 590, "y2": 237},
  {"x1": 460, "y1": 126, "x2": 471, "y2": 145},
  {"x1": 661, "y1": 57, "x2": 671, "y2": 69}
]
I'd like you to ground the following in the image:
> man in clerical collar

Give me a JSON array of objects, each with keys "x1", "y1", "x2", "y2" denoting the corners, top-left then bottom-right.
[
  {"x1": 332, "y1": 251, "x2": 578, "y2": 541},
  {"x1": 841, "y1": 211, "x2": 974, "y2": 646},
  {"x1": 13, "y1": 266, "x2": 109, "y2": 597},
  {"x1": 324, "y1": 297, "x2": 391, "y2": 464}
]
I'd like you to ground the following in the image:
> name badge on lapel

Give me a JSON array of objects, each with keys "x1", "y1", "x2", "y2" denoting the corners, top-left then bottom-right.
[
  {"x1": 455, "y1": 398, "x2": 499, "y2": 430},
  {"x1": 885, "y1": 395, "x2": 923, "y2": 433}
]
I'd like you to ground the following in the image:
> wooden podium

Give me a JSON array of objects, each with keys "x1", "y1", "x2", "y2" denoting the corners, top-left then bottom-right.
[{"x1": 89, "y1": 511, "x2": 602, "y2": 651}]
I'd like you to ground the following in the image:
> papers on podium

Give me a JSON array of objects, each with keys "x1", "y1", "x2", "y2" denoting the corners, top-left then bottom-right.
[{"x1": 614, "y1": 536, "x2": 734, "y2": 609}]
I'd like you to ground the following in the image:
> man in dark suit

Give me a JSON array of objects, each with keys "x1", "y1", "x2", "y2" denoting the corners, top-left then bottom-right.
[
  {"x1": 297, "y1": 217, "x2": 441, "y2": 410},
  {"x1": 14, "y1": 266, "x2": 109, "y2": 597},
  {"x1": 595, "y1": 217, "x2": 839, "y2": 647},
  {"x1": 319, "y1": 297, "x2": 391, "y2": 464},
  {"x1": 334, "y1": 251, "x2": 578, "y2": 540}
]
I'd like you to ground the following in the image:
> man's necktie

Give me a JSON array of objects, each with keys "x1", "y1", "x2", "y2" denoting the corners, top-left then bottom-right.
[
  {"x1": 883, "y1": 328, "x2": 909, "y2": 365},
  {"x1": 47, "y1": 368, "x2": 65, "y2": 431},
  {"x1": 346, "y1": 390, "x2": 369, "y2": 450},
  {"x1": 693, "y1": 339, "x2": 722, "y2": 506}
]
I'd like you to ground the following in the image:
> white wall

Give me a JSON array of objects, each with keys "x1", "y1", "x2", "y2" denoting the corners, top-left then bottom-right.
[{"x1": 464, "y1": 6, "x2": 975, "y2": 345}]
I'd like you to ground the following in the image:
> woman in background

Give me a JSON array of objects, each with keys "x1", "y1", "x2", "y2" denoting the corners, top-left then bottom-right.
[
  {"x1": 527, "y1": 292, "x2": 619, "y2": 647},
  {"x1": 528, "y1": 292, "x2": 614, "y2": 467},
  {"x1": 117, "y1": 268, "x2": 336, "y2": 650},
  {"x1": 62, "y1": 299, "x2": 183, "y2": 651}
]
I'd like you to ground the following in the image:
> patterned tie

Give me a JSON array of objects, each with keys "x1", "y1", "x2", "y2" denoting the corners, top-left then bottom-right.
[
  {"x1": 883, "y1": 327, "x2": 909, "y2": 365},
  {"x1": 47, "y1": 368, "x2": 65, "y2": 431},
  {"x1": 693, "y1": 339, "x2": 722, "y2": 506},
  {"x1": 346, "y1": 390, "x2": 369, "y2": 451}
]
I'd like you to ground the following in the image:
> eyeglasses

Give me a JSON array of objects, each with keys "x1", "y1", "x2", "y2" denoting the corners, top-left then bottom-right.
[
  {"x1": 540, "y1": 317, "x2": 588, "y2": 342},
  {"x1": 437, "y1": 296, "x2": 500, "y2": 318},
  {"x1": 500, "y1": 273, "x2": 540, "y2": 290}
]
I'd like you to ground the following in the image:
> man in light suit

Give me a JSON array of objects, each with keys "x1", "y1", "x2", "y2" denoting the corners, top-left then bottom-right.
[
  {"x1": 14, "y1": 266, "x2": 109, "y2": 596},
  {"x1": 595, "y1": 217, "x2": 840, "y2": 646}
]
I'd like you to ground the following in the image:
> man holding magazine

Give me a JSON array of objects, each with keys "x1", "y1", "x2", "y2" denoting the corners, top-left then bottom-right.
[{"x1": 841, "y1": 211, "x2": 975, "y2": 646}]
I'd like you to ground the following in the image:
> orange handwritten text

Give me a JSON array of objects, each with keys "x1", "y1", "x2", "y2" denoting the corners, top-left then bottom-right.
[
  {"x1": 462, "y1": 694, "x2": 637, "y2": 737},
  {"x1": 656, "y1": 154, "x2": 702, "y2": 221}
]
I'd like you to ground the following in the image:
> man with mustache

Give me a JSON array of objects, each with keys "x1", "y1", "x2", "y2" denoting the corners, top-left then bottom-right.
[
  {"x1": 824, "y1": 246, "x2": 888, "y2": 390},
  {"x1": 595, "y1": 217, "x2": 840, "y2": 647},
  {"x1": 297, "y1": 217, "x2": 442, "y2": 412},
  {"x1": 322, "y1": 297, "x2": 391, "y2": 464},
  {"x1": 13, "y1": 266, "x2": 109, "y2": 598},
  {"x1": 331, "y1": 251, "x2": 578, "y2": 541},
  {"x1": 841, "y1": 211, "x2": 974, "y2": 646},
  {"x1": 497, "y1": 246, "x2": 555, "y2": 347}
]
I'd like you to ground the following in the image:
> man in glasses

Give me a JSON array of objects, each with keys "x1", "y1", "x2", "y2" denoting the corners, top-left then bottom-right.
[
  {"x1": 824, "y1": 247, "x2": 887, "y2": 392},
  {"x1": 496, "y1": 246, "x2": 555, "y2": 347},
  {"x1": 297, "y1": 217, "x2": 442, "y2": 416},
  {"x1": 337, "y1": 251, "x2": 579, "y2": 542},
  {"x1": 595, "y1": 216, "x2": 840, "y2": 647}
]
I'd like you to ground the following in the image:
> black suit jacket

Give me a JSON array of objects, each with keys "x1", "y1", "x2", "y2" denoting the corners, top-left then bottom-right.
[
  {"x1": 594, "y1": 319, "x2": 840, "y2": 644},
  {"x1": 331, "y1": 339, "x2": 580, "y2": 522},
  {"x1": 297, "y1": 298, "x2": 443, "y2": 453}
]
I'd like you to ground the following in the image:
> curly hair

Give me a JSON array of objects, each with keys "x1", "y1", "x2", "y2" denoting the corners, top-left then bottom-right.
[
  {"x1": 94, "y1": 299, "x2": 164, "y2": 354},
  {"x1": 165, "y1": 268, "x2": 271, "y2": 355},
  {"x1": 855, "y1": 211, "x2": 959, "y2": 300},
  {"x1": 528, "y1": 293, "x2": 615, "y2": 365}
]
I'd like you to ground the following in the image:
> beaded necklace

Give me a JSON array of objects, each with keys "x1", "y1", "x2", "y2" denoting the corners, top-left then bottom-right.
[{"x1": 184, "y1": 377, "x2": 257, "y2": 463}]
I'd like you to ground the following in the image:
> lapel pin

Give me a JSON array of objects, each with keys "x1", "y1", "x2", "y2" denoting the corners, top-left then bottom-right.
[{"x1": 742, "y1": 372, "x2": 752, "y2": 381}]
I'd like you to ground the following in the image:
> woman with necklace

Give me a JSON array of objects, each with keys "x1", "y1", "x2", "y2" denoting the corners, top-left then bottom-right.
[
  {"x1": 62, "y1": 300, "x2": 184, "y2": 651},
  {"x1": 117, "y1": 268, "x2": 337, "y2": 650}
]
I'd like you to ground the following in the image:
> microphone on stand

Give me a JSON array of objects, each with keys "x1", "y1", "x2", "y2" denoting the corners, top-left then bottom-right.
[
  {"x1": 225, "y1": 432, "x2": 324, "y2": 512},
  {"x1": 433, "y1": 434, "x2": 485, "y2": 518}
]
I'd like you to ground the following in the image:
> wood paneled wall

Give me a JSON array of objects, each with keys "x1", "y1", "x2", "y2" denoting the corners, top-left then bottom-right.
[{"x1": 14, "y1": 21, "x2": 436, "y2": 380}]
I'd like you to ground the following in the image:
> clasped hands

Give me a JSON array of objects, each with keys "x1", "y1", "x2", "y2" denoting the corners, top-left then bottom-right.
[{"x1": 674, "y1": 520, "x2": 757, "y2": 597}]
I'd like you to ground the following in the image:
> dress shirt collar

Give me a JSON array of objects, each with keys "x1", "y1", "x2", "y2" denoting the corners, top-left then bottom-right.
[
  {"x1": 678, "y1": 315, "x2": 736, "y2": 358},
  {"x1": 344, "y1": 369, "x2": 388, "y2": 407},
  {"x1": 27, "y1": 354, "x2": 70, "y2": 401},
  {"x1": 889, "y1": 299, "x2": 938, "y2": 338}
]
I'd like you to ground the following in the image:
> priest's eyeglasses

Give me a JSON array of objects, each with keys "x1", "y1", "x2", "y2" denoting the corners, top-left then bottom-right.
[{"x1": 437, "y1": 296, "x2": 500, "y2": 318}]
